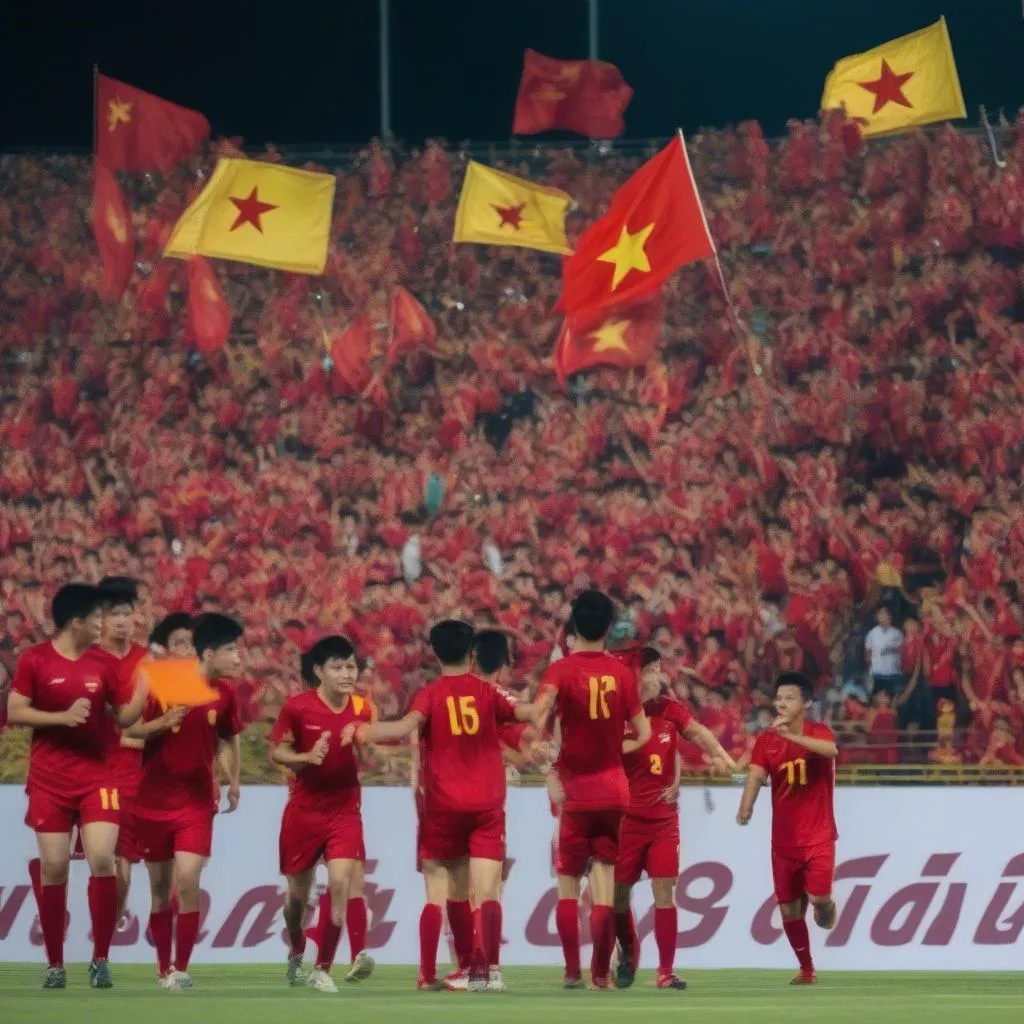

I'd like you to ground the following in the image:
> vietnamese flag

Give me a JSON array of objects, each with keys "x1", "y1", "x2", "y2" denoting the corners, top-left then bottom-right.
[
  {"x1": 96, "y1": 74, "x2": 210, "y2": 173},
  {"x1": 387, "y1": 287, "x2": 437, "y2": 367},
  {"x1": 513, "y1": 50, "x2": 632, "y2": 138},
  {"x1": 186, "y1": 256, "x2": 232, "y2": 354},
  {"x1": 558, "y1": 134, "x2": 714, "y2": 321},
  {"x1": 91, "y1": 162, "x2": 134, "y2": 302},
  {"x1": 554, "y1": 291, "x2": 663, "y2": 384},
  {"x1": 329, "y1": 314, "x2": 374, "y2": 394}
]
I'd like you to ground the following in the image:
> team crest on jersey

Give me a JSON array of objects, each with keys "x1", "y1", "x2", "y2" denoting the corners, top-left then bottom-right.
[
  {"x1": 84, "y1": 678, "x2": 100, "y2": 693},
  {"x1": 207, "y1": 709, "x2": 217, "y2": 726},
  {"x1": 659, "y1": 732, "x2": 671, "y2": 743}
]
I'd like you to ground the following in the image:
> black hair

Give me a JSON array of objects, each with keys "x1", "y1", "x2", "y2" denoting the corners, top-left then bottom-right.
[
  {"x1": 301, "y1": 635, "x2": 357, "y2": 686},
  {"x1": 429, "y1": 620, "x2": 475, "y2": 666},
  {"x1": 571, "y1": 589, "x2": 615, "y2": 642},
  {"x1": 52, "y1": 584, "x2": 102, "y2": 631},
  {"x1": 97, "y1": 575, "x2": 139, "y2": 609},
  {"x1": 149, "y1": 612, "x2": 194, "y2": 649},
  {"x1": 775, "y1": 671, "x2": 814, "y2": 702},
  {"x1": 193, "y1": 613, "x2": 244, "y2": 658},
  {"x1": 473, "y1": 630, "x2": 510, "y2": 675},
  {"x1": 640, "y1": 646, "x2": 661, "y2": 669}
]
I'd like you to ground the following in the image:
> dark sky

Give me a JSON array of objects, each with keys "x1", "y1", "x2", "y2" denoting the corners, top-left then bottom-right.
[{"x1": 3, "y1": 0, "x2": 1023, "y2": 149}]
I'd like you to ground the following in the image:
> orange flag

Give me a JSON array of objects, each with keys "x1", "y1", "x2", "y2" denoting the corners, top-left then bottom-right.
[
  {"x1": 554, "y1": 291, "x2": 663, "y2": 384},
  {"x1": 558, "y1": 134, "x2": 713, "y2": 321},
  {"x1": 139, "y1": 658, "x2": 219, "y2": 708},
  {"x1": 329, "y1": 314, "x2": 374, "y2": 393},
  {"x1": 91, "y1": 163, "x2": 134, "y2": 303},
  {"x1": 96, "y1": 74, "x2": 210, "y2": 173},
  {"x1": 387, "y1": 287, "x2": 437, "y2": 367},
  {"x1": 186, "y1": 256, "x2": 232, "y2": 353}
]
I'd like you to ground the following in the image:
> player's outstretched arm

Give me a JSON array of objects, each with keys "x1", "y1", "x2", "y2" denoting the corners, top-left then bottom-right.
[
  {"x1": 780, "y1": 729, "x2": 838, "y2": 760},
  {"x1": 736, "y1": 764, "x2": 767, "y2": 825},
  {"x1": 114, "y1": 672, "x2": 150, "y2": 728},
  {"x1": 349, "y1": 711, "x2": 424, "y2": 746},
  {"x1": 623, "y1": 711, "x2": 651, "y2": 754},
  {"x1": 684, "y1": 721, "x2": 738, "y2": 773}
]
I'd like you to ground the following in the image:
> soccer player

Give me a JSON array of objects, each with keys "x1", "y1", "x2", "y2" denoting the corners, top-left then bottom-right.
[
  {"x1": 7, "y1": 583, "x2": 148, "y2": 989},
  {"x1": 347, "y1": 620, "x2": 539, "y2": 992},
  {"x1": 269, "y1": 635, "x2": 376, "y2": 993},
  {"x1": 149, "y1": 613, "x2": 197, "y2": 659},
  {"x1": 736, "y1": 671, "x2": 839, "y2": 985},
  {"x1": 613, "y1": 647, "x2": 737, "y2": 990},
  {"x1": 129, "y1": 613, "x2": 244, "y2": 990},
  {"x1": 533, "y1": 590, "x2": 650, "y2": 990},
  {"x1": 94, "y1": 577, "x2": 151, "y2": 924}
]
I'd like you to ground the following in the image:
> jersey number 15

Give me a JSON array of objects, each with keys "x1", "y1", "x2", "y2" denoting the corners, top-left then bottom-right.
[{"x1": 446, "y1": 696, "x2": 480, "y2": 737}]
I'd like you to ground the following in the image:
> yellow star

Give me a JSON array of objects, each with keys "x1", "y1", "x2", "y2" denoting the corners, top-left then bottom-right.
[
  {"x1": 107, "y1": 97, "x2": 133, "y2": 132},
  {"x1": 598, "y1": 222, "x2": 655, "y2": 291},
  {"x1": 589, "y1": 319, "x2": 631, "y2": 353},
  {"x1": 532, "y1": 85, "x2": 566, "y2": 104}
]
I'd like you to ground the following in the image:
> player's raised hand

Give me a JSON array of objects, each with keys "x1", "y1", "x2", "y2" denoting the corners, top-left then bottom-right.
[
  {"x1": 63, "y1": 697, "x2": 91, "y2": 727},
  {"x1": 307, "y1": 732, "x2": 330, "y2": 766},
  {"x1": 772, "y1": 715, "x2": 792, "y2": 737}
]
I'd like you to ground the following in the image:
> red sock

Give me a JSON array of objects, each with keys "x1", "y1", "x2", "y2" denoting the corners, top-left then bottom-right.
[
  {"x1": 346, "y1": 897, "x2": 367, "y2": 961},
  {"x1": 614, "y1": 909, "x2": 636, "y2": 969},
  {"x1": 783, "y1": 917, "x2": 813, "y2": 971},
  {"x1": 419, "y1": 904, "x2": 443, "y2": 982},
  {"x1": 472, "y1": 907, "x2": 484, "y2": 960},
  {"x1": 589, "y1": 905, "x2": 614, "y2": 981},
  {"x1": 39, "y1": 884, "x2": 67, "y2": 968},
  {"x1": 149, "y1": 909, "x2": 173, "y2": 976},
  {"x1": 654, "y1": 906, "x2": 677, "y2": 973},
  {"x1": 317, "y1": 915, "x2": 342, "y2": 971},
  {"x1": 29, "y1": 858, "x2": 42, "y2": 911},
  {"x1": 555, "y1": 898, "x2": 581, "y2": 978},
  {"x1": 175, "y1": 910, "x2": 200, "y2": 973},
  {"x1": 446, "y1": 899, "x2": 473, "y2": 970},
  {"x1": 480, "y1": 900, "x2": 502, "y2": 968},
  {"x1": 88, "y1": 875, "x2": 118, "y2": 962}
]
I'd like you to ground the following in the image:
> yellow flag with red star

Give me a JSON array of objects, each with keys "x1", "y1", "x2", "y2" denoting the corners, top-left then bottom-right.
[
  {"x1": 453, "y1": 160, "x2": 572, "y2": 255},
  {"x1": 821, "y1": 17, "x2": 965, "y2": 137},
  {"x1": 164, "y1": 158, "x2": 336, "y2": 274}
]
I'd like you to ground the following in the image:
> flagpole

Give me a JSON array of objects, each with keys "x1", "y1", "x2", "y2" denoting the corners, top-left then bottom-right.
[
  {"x1": 92, "y1": 64, "x2": 99, "y2": 156},
  {"x1": 379, "y1": 0, "x2": 392, "y2": 138},
  {"x1": 588, "y1": 0, "x2": 599, "y2": 61}
]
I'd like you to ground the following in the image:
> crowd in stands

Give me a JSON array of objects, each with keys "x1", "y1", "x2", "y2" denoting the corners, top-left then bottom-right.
[{"x1": 2, "y1": 110, "x2": 1024, "y2": 778}]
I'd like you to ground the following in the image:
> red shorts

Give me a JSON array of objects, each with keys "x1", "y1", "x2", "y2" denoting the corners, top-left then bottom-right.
[
  {"x1": 771, "y1": 842, "x2": 836, "y2": 904},
  {"x1": 137, "y1": 807, "x2": 214, "y2": 863},
  {"x1": 279, "y1": 802, "x2": 365, "y2": 876},
  {"x1": 25, "y1": 784, "x2": 121, "y2": 834},
  {"x1": 418, "y1": 807, "x2": 505, "y2": 863},
  {"x1": 556, "y1": 809, "x2": 623, "y2": 878},
  {"x1": 116, "y1": 799, "x2": 142, "y2": 864},
  {"x1": 615, "y1": 814, "x2": 679, "y2": 885}
]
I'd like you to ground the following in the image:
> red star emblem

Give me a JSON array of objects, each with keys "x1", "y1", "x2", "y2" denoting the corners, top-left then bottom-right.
[
  {"x1": 229, "y1": 187, "x2": 278, "y2": 233},
  {"x1": 857, "y1": 60, "x2": 914, "y2": 115},
  {"x1": 492, "y1": 202, "x2": 526, "y2": 230}
]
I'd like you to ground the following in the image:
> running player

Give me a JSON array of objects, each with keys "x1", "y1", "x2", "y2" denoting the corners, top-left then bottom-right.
[
  {"x1": 613, "y1": 646, "x2": 736, "y2": 990},
  {"x1": 533, "y1": 590, "x2": 650, "y2": 989},
  {"x1": 348, "y1": 620, "x2": 539, "y2": 992},
  {"x1": 270, "y1": 635, "x2": 375, "y2": 993},
  {"x1": 737, "y1": 671, "x2": 838, "y2": 985},
  {"x1": 7, "y1": 583, "x2": 148, "y2": 989},
  {"x1": 129, "y1": 613, "x2": 243, "y2": 990}
]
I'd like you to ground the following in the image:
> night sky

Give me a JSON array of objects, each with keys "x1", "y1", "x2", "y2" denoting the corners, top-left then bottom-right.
[{"x1": 3, "y1": 0, "x2": 1023, "y2": 149}]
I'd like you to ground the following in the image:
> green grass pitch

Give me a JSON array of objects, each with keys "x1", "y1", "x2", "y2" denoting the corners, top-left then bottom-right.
[{"x1": 1, "y1": 965, "x2": 1022, "y2": 1024}]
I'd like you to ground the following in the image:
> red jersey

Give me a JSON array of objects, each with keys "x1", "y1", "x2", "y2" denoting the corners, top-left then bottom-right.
[
  {"x1": 624, "y1": 695, "x2": 693, "y2": 822},
  {"x1": 270, "y1": 690, "x2": 374, "y2": 814},
  {"x1": 136, "y1": 679, "x2": 241, "y2": 818},
  {"x1": 12, "y1": 641, "x2": 128, "y2": 795},
  {"x1": 541, "y1": 651, "x2": 641, "y2": 812},
  {"x1": 410, "y1": 673, "x2": 518, "y2": 814},
  {"x1": 95, "y1": 642, "x2": 150, "y2": 798},
  {"x1": 750, "y1": 721, "x2": 838, "y2": 849}
]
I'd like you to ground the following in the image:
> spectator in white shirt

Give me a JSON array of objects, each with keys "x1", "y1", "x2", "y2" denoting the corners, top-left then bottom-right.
[{"x1": 864, "y1": 605, "x2": 905, "y2": 698}]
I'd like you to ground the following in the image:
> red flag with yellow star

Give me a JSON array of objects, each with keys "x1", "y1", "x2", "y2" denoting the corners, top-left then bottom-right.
[
  {"x1": 557, "y1": 134, "x2": 714, "y2": 321},
  {"x1": 96, "y1": 74, "x2": 209, "y2": 173},
  {"x1": 91, "y1": 162, "x2": 134, "y2": 303},
  {"x1": 186, "y1": 256, "x2": 232, "y2": 353},
  {"x1": 513, "y1": 50, "x2": 632, "y2": 138},
  {"x1": 554, "y1": 291, "x2": 663, "y2": 384}
]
